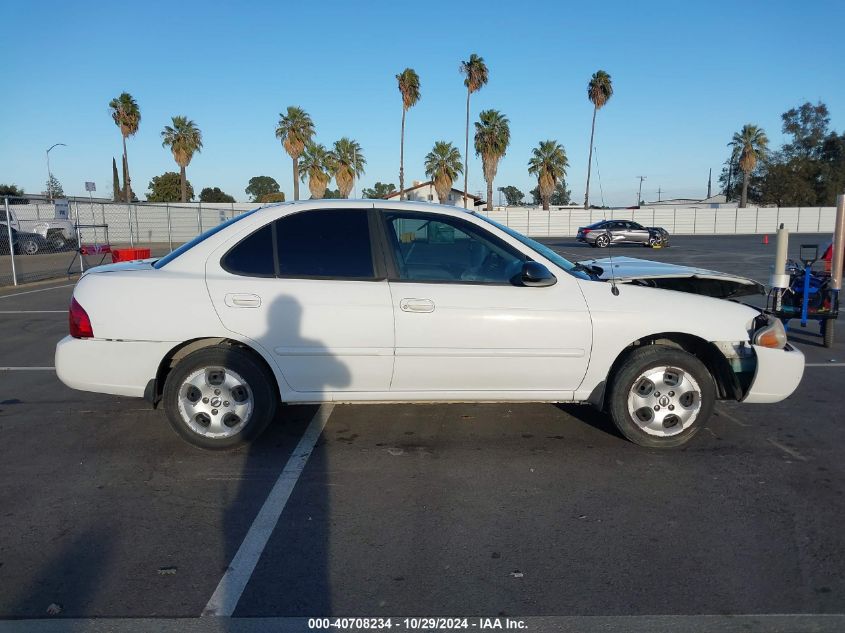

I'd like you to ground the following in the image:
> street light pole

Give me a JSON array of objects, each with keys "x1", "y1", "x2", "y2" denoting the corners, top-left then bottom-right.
[{"x1": 46, "y1": 143, "x2": 67, "y2": 203}]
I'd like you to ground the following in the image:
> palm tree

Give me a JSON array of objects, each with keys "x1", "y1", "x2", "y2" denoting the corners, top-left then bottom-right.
[
  {"x1": 275, "y1": 106, "x2": 315, "y2": 201},
  {"x1": 474, "y1": 109, "x2": 510, "y2": 211},
  {"x1": 583, "y1": 70, "x2": 613, "y2": 209},
  {"x1": 459, "y1": 53, "x2": 488, "y2": 208},
  {"x1": 528, "y1": 140, "x2": 569, "y2": 211},
  {"x1": 108, "y1": 92, "x2": 141, "y2": 203},
  {"x1": 729, "y1": 124, "x2": 768, "y2": 208},
  {"x1": 424, "y1": 141, "x2": 463, "y2": 204},
  {"x1": 299, "y1": 142, "x2": 334, "y2": 199},
  {"x1": 331, "y1": 138, "x2": 365, "y2": 198},
  {"x1": 161, "y1": 116, "x2": 203, "y2": 203},
  {"x1": 396, "y1": 68, "x2": 421, "y2": 200}
]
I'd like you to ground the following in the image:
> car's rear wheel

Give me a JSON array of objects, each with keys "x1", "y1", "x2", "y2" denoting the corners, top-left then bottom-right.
[
  {"x1": 163, "y1": 345, "x2": 277, "y2": 450},
  {"x1": 595, "y1": 234, "x2": 610, "y2": 248},
  {"x1": 20, "y1": 238, "x2": 40, "y2": 255},
  {"x1": 607, "y1": 346, "x2": 714, "y2": 448}
]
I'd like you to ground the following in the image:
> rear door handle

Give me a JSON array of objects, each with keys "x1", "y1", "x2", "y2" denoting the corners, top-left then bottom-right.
[
  {"x1": 400, "y1": 298, "x2": 435, "y2": 313},
  {"x1": 225, "y1": 293, "x2": 262, "y2": 308}
]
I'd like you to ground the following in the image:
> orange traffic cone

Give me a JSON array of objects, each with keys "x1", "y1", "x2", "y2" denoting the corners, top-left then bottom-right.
[{"x1": 762, "y1": 234, "x2": 769, "y2": 245}]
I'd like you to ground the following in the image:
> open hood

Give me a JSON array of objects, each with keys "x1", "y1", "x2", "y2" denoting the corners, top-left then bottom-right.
[{"x1": 577, "y1": 256, "x2": 764, "y2": 299}]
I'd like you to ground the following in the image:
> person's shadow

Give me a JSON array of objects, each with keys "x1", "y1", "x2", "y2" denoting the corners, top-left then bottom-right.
[{"x1": 220, "y1": 292, "x2": 352, "y2": 617}]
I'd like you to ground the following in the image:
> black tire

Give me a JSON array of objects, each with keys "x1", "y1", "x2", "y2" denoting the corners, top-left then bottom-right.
[
  {"x1": 162, "y1": 345, "x2": 278, "y2": 450},
  {"x1": 20, "y1": 238, "x2": 39, "y2": 255},
  {"x1": 49, "y1": 234, "x2": 67, "y2": 251},
  {"x1": 607, "y1": 346, "x2": 715, "y2": 448},
  {"x1": 595, "y1": 234, "x2": 610, "y2": 248},
  {"x1": 822, "y1": 319, "x2": 835, "y2": 348}
]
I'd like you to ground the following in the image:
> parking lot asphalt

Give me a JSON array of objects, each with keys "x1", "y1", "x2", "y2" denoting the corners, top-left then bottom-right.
[{"x1": 0, "y1": 234, "x2": 843, "y2": 628}]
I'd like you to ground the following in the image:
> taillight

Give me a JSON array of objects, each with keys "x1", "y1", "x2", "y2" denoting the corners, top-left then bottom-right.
[{"x1": 69, "y1": 297, "x2": 94, "y2": 339}]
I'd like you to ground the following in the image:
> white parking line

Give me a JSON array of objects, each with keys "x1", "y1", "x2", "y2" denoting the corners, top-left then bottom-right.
[
  {"x1": 0, "y1": 310, "x2": 66, "y2": 314},
  {"x1": 0, "y1": 367, "x2": 56, "y2": 371},
  {"x1": 0, "y1": 283, "x2": 74, "y2": 299},
  {"x1": 767, "y1": 438, "x2": 808, "y2": 461},
  {"x1": 202, "y1": 403, "x2": 335, "y2": 617},
  {"x1": 805, "y1": 363, "x2": 845, "y2": 367}
]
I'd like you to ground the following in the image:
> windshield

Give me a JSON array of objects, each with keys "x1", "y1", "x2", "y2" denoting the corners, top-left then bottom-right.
[
  {"x1": 153, "y1": 210, "x2": 257, "y2": 269},
  {"x1": 475, "y1": 214, "x2": 591, "y2": 280}
]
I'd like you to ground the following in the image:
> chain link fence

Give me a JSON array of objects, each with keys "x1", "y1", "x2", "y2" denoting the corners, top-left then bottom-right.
[
  {"x1": 0, "y1": 197, "x2": 257, "y2": 287},
  {"x1": 1, "y1": 198, "x2": 840, "y2": 287}
]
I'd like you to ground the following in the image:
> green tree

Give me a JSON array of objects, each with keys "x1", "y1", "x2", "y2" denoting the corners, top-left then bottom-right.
[
  {"x1": 199, "y1": 187, "x2": 235, "y2": 203},
  {"x1": 45, "y1": 174, "x2": 64, "y2": 199},
  {"x1": 459, "y1": 53, "x2": 488, "y2": 208},
  {"x1": 259, "y1": 192, "x2": 286, "y2": 203},
  {"x1": 497, "y1": 185, "x2": 524, "y2": 206},
  {"x1": 299, "y1": 142, "x2": 334, "y2": 199},
  {"x1": 583, "y1": 70, "x2": 613, "y2": 209},
  {"x1": 0, "y1": 184, "x2": 24, "y2": 198},
  {"x1": 729, "y1": 124, "x2": 768, "y2": 208},
  {"x1": 245, "y1": 176, "x2": 280, "y2": 202},
  {"x1": 161, "y1": 116, "x2": 203, "y2": 203},
  {"x1": 275, "y1": 106, "x2": 315, "y2": 201},
  {"x1": 147, "y1": 172, "x2": 194, "y2": 202},
  {"x1": 474, "y1": 109, "x2": 510, "y2": 211},
  {"x1": 108, "y1": 92, "x2": 141, "y2": 206},
  {"x1": 528, "y1": 140, "x2": 569, "y2": 211},
  {"x1": 330, "y1": 138, "x2": 365, "y2": 198},
  {"x1": 530, "y1": 181, "x2": 571, "y2": 206},
  {"x1": 781, "y1": 101, "x2": 830, "y2": 159},
  {"x1": 396, "y1": 68, "x2": 421, "y2": 199},
  {"x1": 424, "y1": 141, "x2": 463, "y2": 204},
  {"x1": 322, "y1": 188, "x2": 341, "y2": 199},
  {"x1": 361, "y1": 182, "x2": 397, "y2": 199}
]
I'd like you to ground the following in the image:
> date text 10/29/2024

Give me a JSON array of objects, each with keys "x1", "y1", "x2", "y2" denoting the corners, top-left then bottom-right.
[{"x1": 308, "y1": 618, "x2": 528, "y2": 630}]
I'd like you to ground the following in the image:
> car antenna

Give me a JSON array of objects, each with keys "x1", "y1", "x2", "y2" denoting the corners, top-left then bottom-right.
[{"x1": 592, "y1": 145, "x2": 619, "y2": 296}]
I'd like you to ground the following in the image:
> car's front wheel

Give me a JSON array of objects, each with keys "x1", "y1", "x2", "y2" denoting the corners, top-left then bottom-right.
[
  {"x1": 19, "y1": 238, "x2": 40, "y2": 255},
  {"x1": 163, "y1": 345, "x2": 278, "y2": 450},
  {"x1": 607, "y1": 346, "x2": 714, "y2": 448}
]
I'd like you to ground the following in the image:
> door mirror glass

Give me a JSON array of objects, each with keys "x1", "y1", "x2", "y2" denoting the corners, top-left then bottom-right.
[{"x1": 515, "y1": 261, "x2": 557, "y2": 287}]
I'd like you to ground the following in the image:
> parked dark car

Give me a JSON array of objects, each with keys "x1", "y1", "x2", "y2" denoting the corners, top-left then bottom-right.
[
  {"x1": 0, "y1": 222, "x2": 53, "y2": 255},
  {"x1": 577, "y1": 220, "x2": 670, "y2": 248}
]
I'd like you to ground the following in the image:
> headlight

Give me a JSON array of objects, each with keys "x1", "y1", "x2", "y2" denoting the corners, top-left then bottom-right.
[{"x1": 753, "y1": 317, "x2": 787, "y2": 349}]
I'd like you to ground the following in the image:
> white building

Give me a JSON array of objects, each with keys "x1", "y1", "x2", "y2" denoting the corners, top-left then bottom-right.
[{"x1": 386, "y1": 180, "x2": 485, "y2": 208}]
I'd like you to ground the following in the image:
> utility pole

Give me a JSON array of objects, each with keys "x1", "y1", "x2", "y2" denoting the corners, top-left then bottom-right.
[
  {"x1": 657, "y1": 187, "x2": 662, "y2": 202},
  {"x1": 707, "y1": 168, "x2": 712, "y2": 198},
  {"x1": 636, "y1": 176, "x2": 646, "y2": 207}
]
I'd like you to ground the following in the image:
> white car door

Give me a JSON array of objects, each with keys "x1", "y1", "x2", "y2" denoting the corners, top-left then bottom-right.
[
  {"x1": 380, "y1": 210, "x2": 591, "y2": 394},
  {"x1": 205, "y1": 206, "x2": 394, "y2": 395}
]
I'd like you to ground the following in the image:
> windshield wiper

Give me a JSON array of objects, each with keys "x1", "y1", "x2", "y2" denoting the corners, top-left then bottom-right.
[{"x1": 571, "y1": 262, "x2": 602, "y2": 278}]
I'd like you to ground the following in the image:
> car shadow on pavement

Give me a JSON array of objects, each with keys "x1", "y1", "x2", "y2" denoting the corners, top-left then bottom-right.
[{"x1": 554, "y1": 402, "x2": 625, "y2": 441}]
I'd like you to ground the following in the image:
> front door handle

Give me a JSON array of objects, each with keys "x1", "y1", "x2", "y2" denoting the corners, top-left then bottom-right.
[
  {"x1": 225, "y1": 293, "x2": 262, "y2": 308},
  {"x1": 400, "y1": 298, "x2": 435, "y2": 313}
]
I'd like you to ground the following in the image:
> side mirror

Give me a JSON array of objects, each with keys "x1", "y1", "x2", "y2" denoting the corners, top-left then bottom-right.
[{"x1": 515, "y1": 261, "x2": 557, "y2": 287}]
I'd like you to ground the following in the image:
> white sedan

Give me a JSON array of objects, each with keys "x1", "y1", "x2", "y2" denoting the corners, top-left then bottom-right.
[{"x1": 56, "y1": 201, "x2": 804, "y2": 450}]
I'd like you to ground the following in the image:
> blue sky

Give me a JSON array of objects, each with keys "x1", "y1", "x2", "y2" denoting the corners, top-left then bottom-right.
[{"x1": 2, "y1": 0, "x2": 844, "y2": 206}]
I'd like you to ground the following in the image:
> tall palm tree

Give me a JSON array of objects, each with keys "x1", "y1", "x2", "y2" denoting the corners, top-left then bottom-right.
[
  {"x1": 161, "y1": 116, "x2": 203, "y2": 203},
  {"x1": 583, "y1": 70, "x2": 613, "y2": 209},
  {"x1": 459, "y1": 53, "x2": 488, "y2": 208},
  {"x1": 331, "y1": 138, "x2": 365, "y2": 198},
  {"x1": 528, "y1": 140, "x2": 569, "y2": 211},
  {"x1": 299, "y1": 142, "x2": 334, "y2": 199},
  {"x1": 396, "y1": 68, "x2": 421, "y2": 200},
  {"x1": 424, "y1": 141, "x2": 463, "y2": 204},
  {"x1": 729, "y1": 124, "x2": 768, "y2": 208},
  {"x1": 108, "y1": 92, "x2": 141, "y2": 203},
  {"x1": 474, "y1": 109, "x2": 510, "y2": 211},
  {"x1": 275, "y1": 106, "x2": 315, "y2": 201}
]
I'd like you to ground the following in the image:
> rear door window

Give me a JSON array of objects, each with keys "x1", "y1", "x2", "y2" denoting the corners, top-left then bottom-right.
[
  {"x1": 275, "y1": 209, "x2": 376, "y2": 279},
  {"x1": 221, "y1": 225, "x2": 274, "y2": 277}
]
